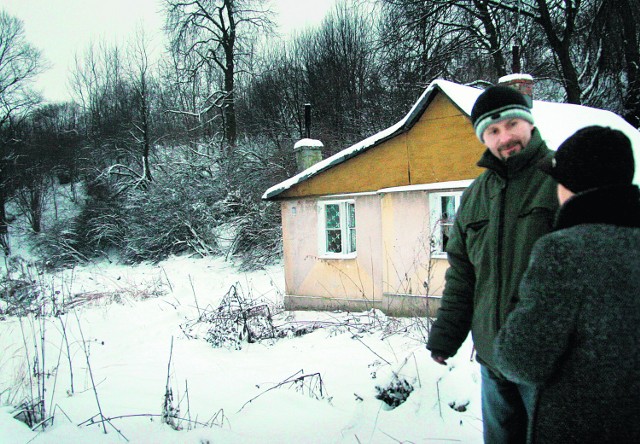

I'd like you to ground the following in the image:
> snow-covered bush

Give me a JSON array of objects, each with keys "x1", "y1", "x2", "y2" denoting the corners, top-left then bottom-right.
[
  {"x1": 52, "y1": 178, "x2": 127, "y2": 262},
  {"x1": 375, "y1": 376, "x2": 414, "y2": 409},
  {"x1": 119, "y1": 179, "x2": 222, "y2": 264},
  {"x1": 197, "y1": 283, "x2": 278, "y2": 349},
  {"x1": 12, "y1": 135, "x2": 287, "y2": 270},
  {"x1": 221, "y1": 192, "x2": 282, "y2": 270},
  {"x1": 0, "y1": 258, "x2": 49, "y2": 317},
  {"x1": 32, "y1": 220, "x2": 91, "y2": 269},
  {"x1": 0, "y1": 278, "x2": 42, "y2": 317}
]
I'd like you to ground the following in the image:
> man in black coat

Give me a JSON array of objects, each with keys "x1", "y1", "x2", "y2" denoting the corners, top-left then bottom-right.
[{"x1": 494, "y1": 125, "x2": 640, "y2": 443}]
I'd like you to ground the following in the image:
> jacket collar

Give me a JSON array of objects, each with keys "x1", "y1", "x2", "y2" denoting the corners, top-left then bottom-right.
[
  {"x1": 477, "y1": 128, "x2": 548, "y2": 178},
  {"x1": 554, "y1": 184, "x2": 640, "y2": 230}
]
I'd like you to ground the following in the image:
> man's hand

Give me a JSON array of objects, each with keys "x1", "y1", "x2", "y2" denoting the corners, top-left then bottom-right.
[{"x1": 431, "y1": 354, "x2": 448, "y2": 366}]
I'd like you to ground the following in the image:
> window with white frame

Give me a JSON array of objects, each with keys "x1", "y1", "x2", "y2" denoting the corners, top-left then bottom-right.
[
  {"x1": 429, "y1": 191, "x2": 463, "y2": 257},
  {"x1": 318, "y1": 200, "x2": 356, "y2": 257}
]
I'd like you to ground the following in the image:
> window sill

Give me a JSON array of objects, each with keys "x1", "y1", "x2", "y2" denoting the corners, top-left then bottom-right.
[{"x1": 319, "y1": 253, "x2": 357, "y2": 260}]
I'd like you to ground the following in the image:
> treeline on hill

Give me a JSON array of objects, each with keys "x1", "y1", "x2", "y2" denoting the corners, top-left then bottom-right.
[{"x1": 0, "y1": 0, "x2": 639, "y2": 269}]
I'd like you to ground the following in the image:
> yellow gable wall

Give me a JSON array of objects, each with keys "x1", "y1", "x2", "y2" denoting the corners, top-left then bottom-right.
[
  {"x1": 279, "y1": 93, "x2": 486, "y2": 199},
  {"x1": 282, "y1": 132, "x2": 411, "y2": 198},
  {"x1": 408, "y1": 95, "x2": 486, "y2": 184}
]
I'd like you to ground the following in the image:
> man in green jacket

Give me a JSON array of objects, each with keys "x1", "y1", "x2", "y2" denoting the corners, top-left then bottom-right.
[{"x1": 426, "y1": 85, "x2": 558, "y2": 444}]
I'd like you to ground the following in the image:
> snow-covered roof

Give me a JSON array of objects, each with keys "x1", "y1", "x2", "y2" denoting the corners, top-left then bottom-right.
[{"x1": 263, "y1": 79, "x2": 640, "y2": 200}]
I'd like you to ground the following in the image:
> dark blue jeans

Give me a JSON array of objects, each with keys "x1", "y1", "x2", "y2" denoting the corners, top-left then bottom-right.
[{"x1": 481, "y1": 365, "x2": 536, "y2": 444}]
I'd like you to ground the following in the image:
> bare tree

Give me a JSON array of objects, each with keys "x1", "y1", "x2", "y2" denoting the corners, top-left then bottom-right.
[
  {"x1": 0, "y1": 10, "x2": 45, "y2": 252},
  {"x1": 71, "y1": 38, "x2": 160, "y2": 193},
  {"x1": 0, "y1": 11, "x2": 45, "y2": 128},
  {"x1": 127, "y1": 28, "x2": 156, "y2": 184},
  {"x1": 237, "y1": 45, "x2": 307, "y2": 145},
  {"x1": 70, "y1": 41, "x2": 131, "y2": 157},
  {"x1": 296, "y1": 2, "x2": 385, "y2": 153},
  {"x1": 588, "y1": 0, "x2": 640, "y2": 127},
  {"x1": 471, "y1": 0, "x2": 589, "y2": 104},
  {"x1": 377, "y1": 1, "x2": 455, "y2": 89},
  {"x1": 157, "y1": 42, "x2": 225, "y2": 151},
  {"x1": 373, "y1": 0, "x2": 550, "y2": 112},
  {"x1": 373, "y1": 0, "x2": 603, "y2": 104},
  {"x1": 9, "y1": 107, "x2": 61, "y2": 234},
  {"x1": 164, "y1": 0, "x2": 274, "y2": 151}
]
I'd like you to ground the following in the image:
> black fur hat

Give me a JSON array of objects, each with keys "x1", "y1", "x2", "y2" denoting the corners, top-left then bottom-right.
[
  {"x1": 471, "y1": 85, "x2": 534, "y2": 142},
  {"x1": 538, "y1": 125, "x2": 635, "y2": 193}
]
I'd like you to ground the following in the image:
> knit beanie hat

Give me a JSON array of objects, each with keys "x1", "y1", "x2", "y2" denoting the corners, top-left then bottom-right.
[
  {"x1": 538, "y1": 125, "x2": 635, "y2": 193},
  {"x1": 471, "y1": 85, "x2": 535, "y2": 142}
]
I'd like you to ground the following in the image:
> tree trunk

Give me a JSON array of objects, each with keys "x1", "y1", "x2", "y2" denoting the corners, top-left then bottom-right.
[
  {"x1": 0, "y1": 189, "x2": 9, "y2": 254},
  {"x1": 224, "y1": 59, "x2": 237, "y2": 149},
  {"x1": 555, "y1": 42, "x2": 582, "y2": 104},
  {"x1": 140, "y1": 81, "x2": 153, "y2": 183},
  {"x1": 535, "y1": 0, "x2": 582, "y2": 104},
  {"x1": 474, "y1": 0, "x2": 508, "y2": 77},
  {"x1": 29, "y1": 186, "x2": 42, "y2": 233},
  {"x1": 224, "y1": 0, "x2": 237, "y2": 150},
  {"x1": 619, "y1": 0, "x2": 640, "y2": 127}
]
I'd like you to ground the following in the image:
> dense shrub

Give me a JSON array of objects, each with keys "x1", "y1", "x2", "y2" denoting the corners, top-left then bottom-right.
[
  {"x1": 68, "y1": 178, "x2": 128, "y2": 258},
  {"x1": 221, "y1": 191, "x2": 282, "y2": 270},
  {"x1": 32, "y1": 179, "x2": 125, "y2": 267},
  {"x1": 119, "y1": 167, "x2": 225, "y2": 263},
  {"x1": 25, "y1": 138, "x2": 287, "y2": 269},
  {"x1": 32, "y1": 220, "x2": 88, "y2": 268}
]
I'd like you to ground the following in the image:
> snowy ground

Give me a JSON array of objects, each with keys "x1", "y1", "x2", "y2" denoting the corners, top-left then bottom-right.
[{"x1": 0, "y1": 253, "x2": 482, "y2": 443}]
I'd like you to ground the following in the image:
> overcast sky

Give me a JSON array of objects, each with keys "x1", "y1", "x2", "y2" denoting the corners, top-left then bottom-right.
[{"x1": 0, "y1": 0, "x2": 337, "y2": 102}]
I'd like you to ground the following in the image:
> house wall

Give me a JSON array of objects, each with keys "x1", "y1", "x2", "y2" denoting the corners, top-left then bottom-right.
[
  {"x1": 278, "y1": 93, "x2": 485, "y2": 198},
  {"x1": 280, "y1": 189, "x2": 456, "y2": 317},
  {"x1": 379, "y1": 190, "x2": 449, "y2": 316},
  {"x1": 281, "y1": 195, "x2": 384, "y2": 313}
]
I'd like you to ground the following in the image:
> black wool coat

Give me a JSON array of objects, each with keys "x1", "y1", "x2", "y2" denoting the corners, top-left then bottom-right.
[{"x1": 493, "y1": 184, "x2": 640, "y2": 444}]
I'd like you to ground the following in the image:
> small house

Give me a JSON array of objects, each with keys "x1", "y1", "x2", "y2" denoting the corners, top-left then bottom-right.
[{"x1": 263, "y1": 78, "x2": 640, "y2": 317}]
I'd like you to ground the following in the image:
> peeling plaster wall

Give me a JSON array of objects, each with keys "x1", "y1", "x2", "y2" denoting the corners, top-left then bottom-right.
[
  {"x1": 381, "y1": 190, "x2": 438, "y2": 296},
  {"x1": 280, "y1": 191, "x2": 454, "y2": 316},
  {"x1": 280, "y1": 194, "x2": 383, "y2": 306}
]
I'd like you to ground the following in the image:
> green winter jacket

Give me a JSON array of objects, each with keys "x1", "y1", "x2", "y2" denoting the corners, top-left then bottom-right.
[{"x1": 427, "y1": 128, "x2": 558, "y2": 375}]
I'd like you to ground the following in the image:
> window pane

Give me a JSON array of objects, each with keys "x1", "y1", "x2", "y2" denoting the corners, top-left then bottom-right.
[
  {"x1": 326, "y1": 204, "x2": 340, "y2": 229},
  {"x1": 442, "y1": 223, "x2": 453, "y2": 251},
  {"x1": 327, "y1": 229, "x2": 342, "y2": 253},
  {"x1": 431, "y1": 192, "x2": 463, "y2": 255},
  {"x1": 347, "y1": 203, "x2": 356, "y2": 228},
  {"x1": 347, "y1": 203, "x2": 356, "y2": 253},
  {"x1": 348, "y1": 228, "x2": 356, "y2": 252},
  {"x1": 441, "y1": 196, "x2": 456, "y2": 221}
]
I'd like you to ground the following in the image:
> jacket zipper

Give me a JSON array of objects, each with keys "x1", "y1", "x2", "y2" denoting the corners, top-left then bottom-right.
[{"x1": 496, "y1": 178, "x2": 507, "y2": 332}]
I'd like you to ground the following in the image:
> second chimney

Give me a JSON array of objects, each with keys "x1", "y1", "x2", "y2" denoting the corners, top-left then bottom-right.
[{"x1": 499, "y1": 73, "x2": 534, "y2": 107}]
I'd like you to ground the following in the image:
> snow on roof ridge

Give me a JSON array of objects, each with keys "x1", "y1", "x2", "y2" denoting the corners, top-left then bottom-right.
[{"x1": 378, "y1": 179, "x2": 475, "y2": 194}]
